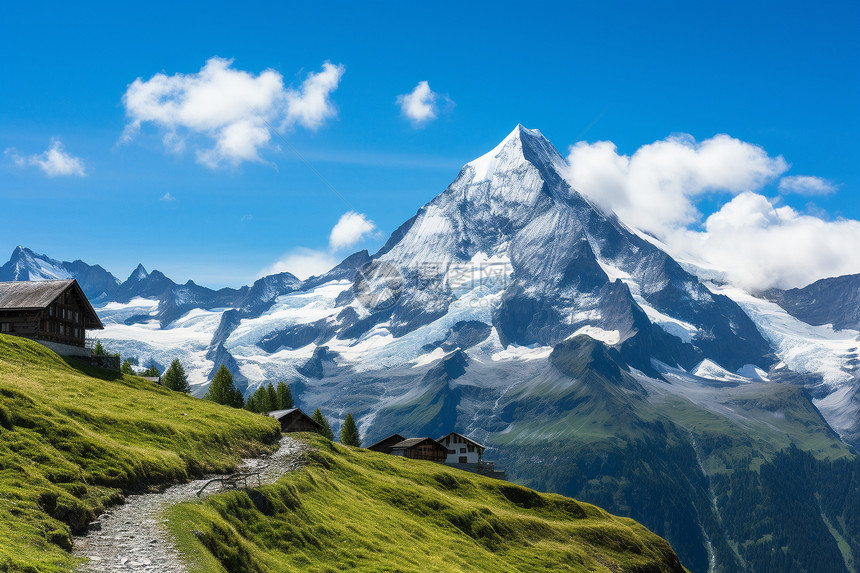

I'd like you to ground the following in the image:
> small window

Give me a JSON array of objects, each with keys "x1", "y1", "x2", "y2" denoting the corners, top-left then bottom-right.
[
  {"x1": 448, "y1": 449, "x2": 455, "y2": 454},
  {"x1": 49, "y1": 306, "x2": 54, "y2": 317},
  {"x1": 467, "y1": 445, "x2": 475, "y2": 453},
  {"x1": 0, "y1": 323, "x2": 9, "y2": 332},
  {"x1": 460, "y1": 447, "x2": 466, "y2": 453}
]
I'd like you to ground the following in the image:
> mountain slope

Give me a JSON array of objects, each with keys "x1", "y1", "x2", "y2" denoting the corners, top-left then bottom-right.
[
  {"x1": 168, "y1": 434, "x2": 687, "y2": 573},
  {"x1": 0, "y1": 333, "x2": 280, "y2": 572},
  {"x1": 353, "y1": 125, "x2": 772, "y2": 374},
  {"x1": 765, "y1": 273, "x2": 860, "y2": 331}
]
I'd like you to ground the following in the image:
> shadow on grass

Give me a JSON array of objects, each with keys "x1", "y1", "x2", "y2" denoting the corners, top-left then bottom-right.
[{"x1": 63, "y1": 357, "x2": 124, "y2": 382}]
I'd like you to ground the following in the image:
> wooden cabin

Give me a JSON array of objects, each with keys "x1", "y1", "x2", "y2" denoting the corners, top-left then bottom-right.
[
  {"x1": 438, "y1": 432, "x2": 485, "y2": 464},
  {"x1": 389, "y1": 437, "x2": 448, "y2": 463},
  {"x1": 0, "y1": 279, "x2": 104, "y2": 355},
  {"x1": 268, "y1": 408, "x2": 323, "y2": 433},
  {"x1": 367, "y1": 433, "x2": 406, "y2": 454}
]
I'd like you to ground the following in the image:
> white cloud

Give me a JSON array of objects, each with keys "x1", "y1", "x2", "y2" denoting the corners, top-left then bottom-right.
[
  {"x1": 259, "y1": 247, "x2": 339, "y2": 280},
  {"x1": 397, "y1": 81, "x2": 439, "y2": 127},
  {"x1": 261, "y1": 211, "x2": 375, "y2": 281},
  {"x1": 285, "y1": 62, "x2": 345, "y2": 129},
  {"x1": 122, "y1": 58, "x2": 344, "y2": 167},
  {"x1": 329, "y1": 211, "x2": 375, "y2": 250},
  {"x1": 160, "y1": 192, "x2": 176, "y2": 202},
  {"x1": 564, "y1": 133, "x2": 860, "y2": 290},
  {"x1": 564, "y1": 134, "x2": 788, "y2": 236},
  {"x1": 669, "y1": 192, "x2": 860, "y2": 290},
  {"x1": 778, "y1": 175, "x2": 836, "y2": 196},
  {"x1": 7, "y1": 138, "x2": 85, "y2": 177}
]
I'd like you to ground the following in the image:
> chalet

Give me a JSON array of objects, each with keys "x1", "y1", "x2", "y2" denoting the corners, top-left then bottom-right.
[
  {"x1": 268, "y1": 408, "x2": 323, "y2": 433},
  {"x1": 389, "y1": 437, "x2": 448, "y2": 463},
  {"x1": 367, "y1": 433, "x2": 406, "y2": 454},
  {"x1": 0, "y1": 279, "x2": 104, "y2": 357},
  {"x1": 438, "y1": 432, "x2": 506, "y2": 479},
  {"x1": 438, "y1": 432, "x2": 485, "y2": 464}
]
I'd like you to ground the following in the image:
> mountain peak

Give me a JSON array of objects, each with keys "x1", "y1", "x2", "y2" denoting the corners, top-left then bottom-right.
[
  {"x1": 465, "y1": 124, "x2": 565, "y2": 184},
  {"x1": 1, "y1": 246, "x2": 72, "y2": 282},
  {"x1": 9, "y1": 245, "x2": 38, "y2": 263},
  {"x1": 129, "y1": 263, "x2": 149, "y2": 281}
]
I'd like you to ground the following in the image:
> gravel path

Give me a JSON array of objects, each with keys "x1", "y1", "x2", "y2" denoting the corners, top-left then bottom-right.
[{"x1": 72, "y1": 436, "x2": 306, "y2": 573}]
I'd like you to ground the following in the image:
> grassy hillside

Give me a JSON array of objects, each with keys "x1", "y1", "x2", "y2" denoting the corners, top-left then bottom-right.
[
  {"x1": 0, "y1": 334, "x2": 281, "y2": 573},
  {"x1": 168, "y1": 434, "x2": 687, "y2": 573},
  {"x1": 363, "y1": 336, "x2": 856, "y2": 572},
  {"x1": 487, "y1": 338, "x2": 857, "y2": 573}
]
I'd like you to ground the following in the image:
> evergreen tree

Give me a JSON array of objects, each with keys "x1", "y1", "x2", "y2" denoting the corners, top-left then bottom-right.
[
  {"x1": 312, "y1": 408, "x2": 334, "y2": 440},
  {"x1": 266, "y1": 384, "x2": 278, "y2": 411},
  {"x1": 248, "y1": 386, "x2": 270, "y2": 413},
  {"x1": 142, "y1": 364, "x2": 160, "y2": 377},
  {"x1": 121, "y1": 360, "x2": 134, "y2": 375},
  {"x1": 276, "y1": 382, "x2": 294, "y2": 409},
  {"x1": 205, "y1": 365, "x2": 244, "y2": 408},
  {"x1": 340, "y1": 413, "x2": 361, "y2": 447},
  {"x1": 93, "y1": 340, "x2": 104, "y2": 356},
  {"x1": 161, "y1": 359, "x2": 190, "y2": 393}
]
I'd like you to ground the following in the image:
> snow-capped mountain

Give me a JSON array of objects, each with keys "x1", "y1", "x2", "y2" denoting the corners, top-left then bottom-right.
[
  {"x1": 5, "y1": 125, "x2": 860, "y2": 572},
  {"x1": 0, "y1": 246, "x2": 120, "y2": 302},
  {"x1": 4, "y1": 126, "x2": 856, "y2": 444}
]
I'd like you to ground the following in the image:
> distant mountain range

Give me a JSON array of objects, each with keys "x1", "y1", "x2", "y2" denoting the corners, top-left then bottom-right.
[{"x1": 5, "y1": 125, "x2": 859, "y2": 573}]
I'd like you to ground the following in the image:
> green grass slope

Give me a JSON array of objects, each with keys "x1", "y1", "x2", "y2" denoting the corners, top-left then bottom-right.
[
  {"x1": 367, "y1": 336, "x2": 856, "y2": 572},
  {"x1": 168, "y1": 434, "x2": 687, "y2": 573},
  {"x1": 0, "y1": 334, "x2": 281, "y2": 573}
]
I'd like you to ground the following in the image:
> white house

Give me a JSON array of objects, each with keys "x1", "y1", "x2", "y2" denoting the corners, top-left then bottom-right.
[{"x1": 438, "y1": 432, "x2": 485, "y2": 465}]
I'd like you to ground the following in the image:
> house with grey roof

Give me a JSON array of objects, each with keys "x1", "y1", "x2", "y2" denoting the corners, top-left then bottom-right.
[{"x1": 0, "y1": 279, "x2": 104, "y2": 356}]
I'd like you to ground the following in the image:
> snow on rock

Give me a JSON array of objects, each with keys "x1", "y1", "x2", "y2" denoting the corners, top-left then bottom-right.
[
  {"x1": 717, "y1": 285, "x2": 860, "y2": 439},
  {"x1": 692, "y1": 359, "x2": 753, "y2": 383},
  {"x1": 717, "y1": 287, "x2": 859, "y2": 387},
  {"x1": 570, "y1": 325, "x2": 621, "y2": 345}
]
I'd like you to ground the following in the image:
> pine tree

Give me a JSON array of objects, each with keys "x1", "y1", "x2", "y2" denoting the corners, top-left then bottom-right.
[
  {"x1": 312, "y1": 408, "x2": 334, "y2": 440},
  {"x1": 276, "y1": 382, "x2": 294, "y2": 409},
  {"x1": 340, "y1": 413, "x2": 361, "y2": 447},
  {"x1": 161, "y1": 359, "x2": 190, "y2": 393},
  {"x1": 204, "y1": 365, "x2": 244, "y2": 408},
  {"x1": 93, "y1": 340, "x2": 104, "y2": 356},
  {"x1": 121, "y1": 360, "x2": 134, "y2": 375},
  {"x1": 266, "y1": 384, "x2": 278, "y2": 411},
  {"x1": 249, "y1": 386, "x2": 270, "y2": 413},
  {"x1": 142, "y1": 364, "x2": 160, "y2": 377}
]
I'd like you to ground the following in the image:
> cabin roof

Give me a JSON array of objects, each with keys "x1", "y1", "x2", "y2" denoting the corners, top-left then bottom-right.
[
  {"x1": 391, "y1": 437, "x2": 444, "y2": 449},
  {"x1": 438, "y1": 432, "x2": 486, "y2": 450},
  {"x1": 367, "y1": 433, "x2": 405, "y2": 449},
  {"x1": 0, "y1": 279, "x2": 104, "y2": 329},
  {"x1": 268, "y1": 408, "x2": 299, "y2": 419},
  {"x1": 267, "y1": 408, "x2": 322, "y2": 428},
  {"x1": 0, "y1": 279, "x2": 76, "y2": 309}
]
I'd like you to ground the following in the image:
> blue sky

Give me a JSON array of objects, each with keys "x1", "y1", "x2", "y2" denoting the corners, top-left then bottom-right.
[{"x1": 1, "y1": 1, "x2": 858, "y2": 288}]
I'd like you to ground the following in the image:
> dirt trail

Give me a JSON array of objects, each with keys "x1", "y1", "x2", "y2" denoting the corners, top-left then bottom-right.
[{"x1": 72, "y1": 436, "x2": 305, "y2": 572}]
